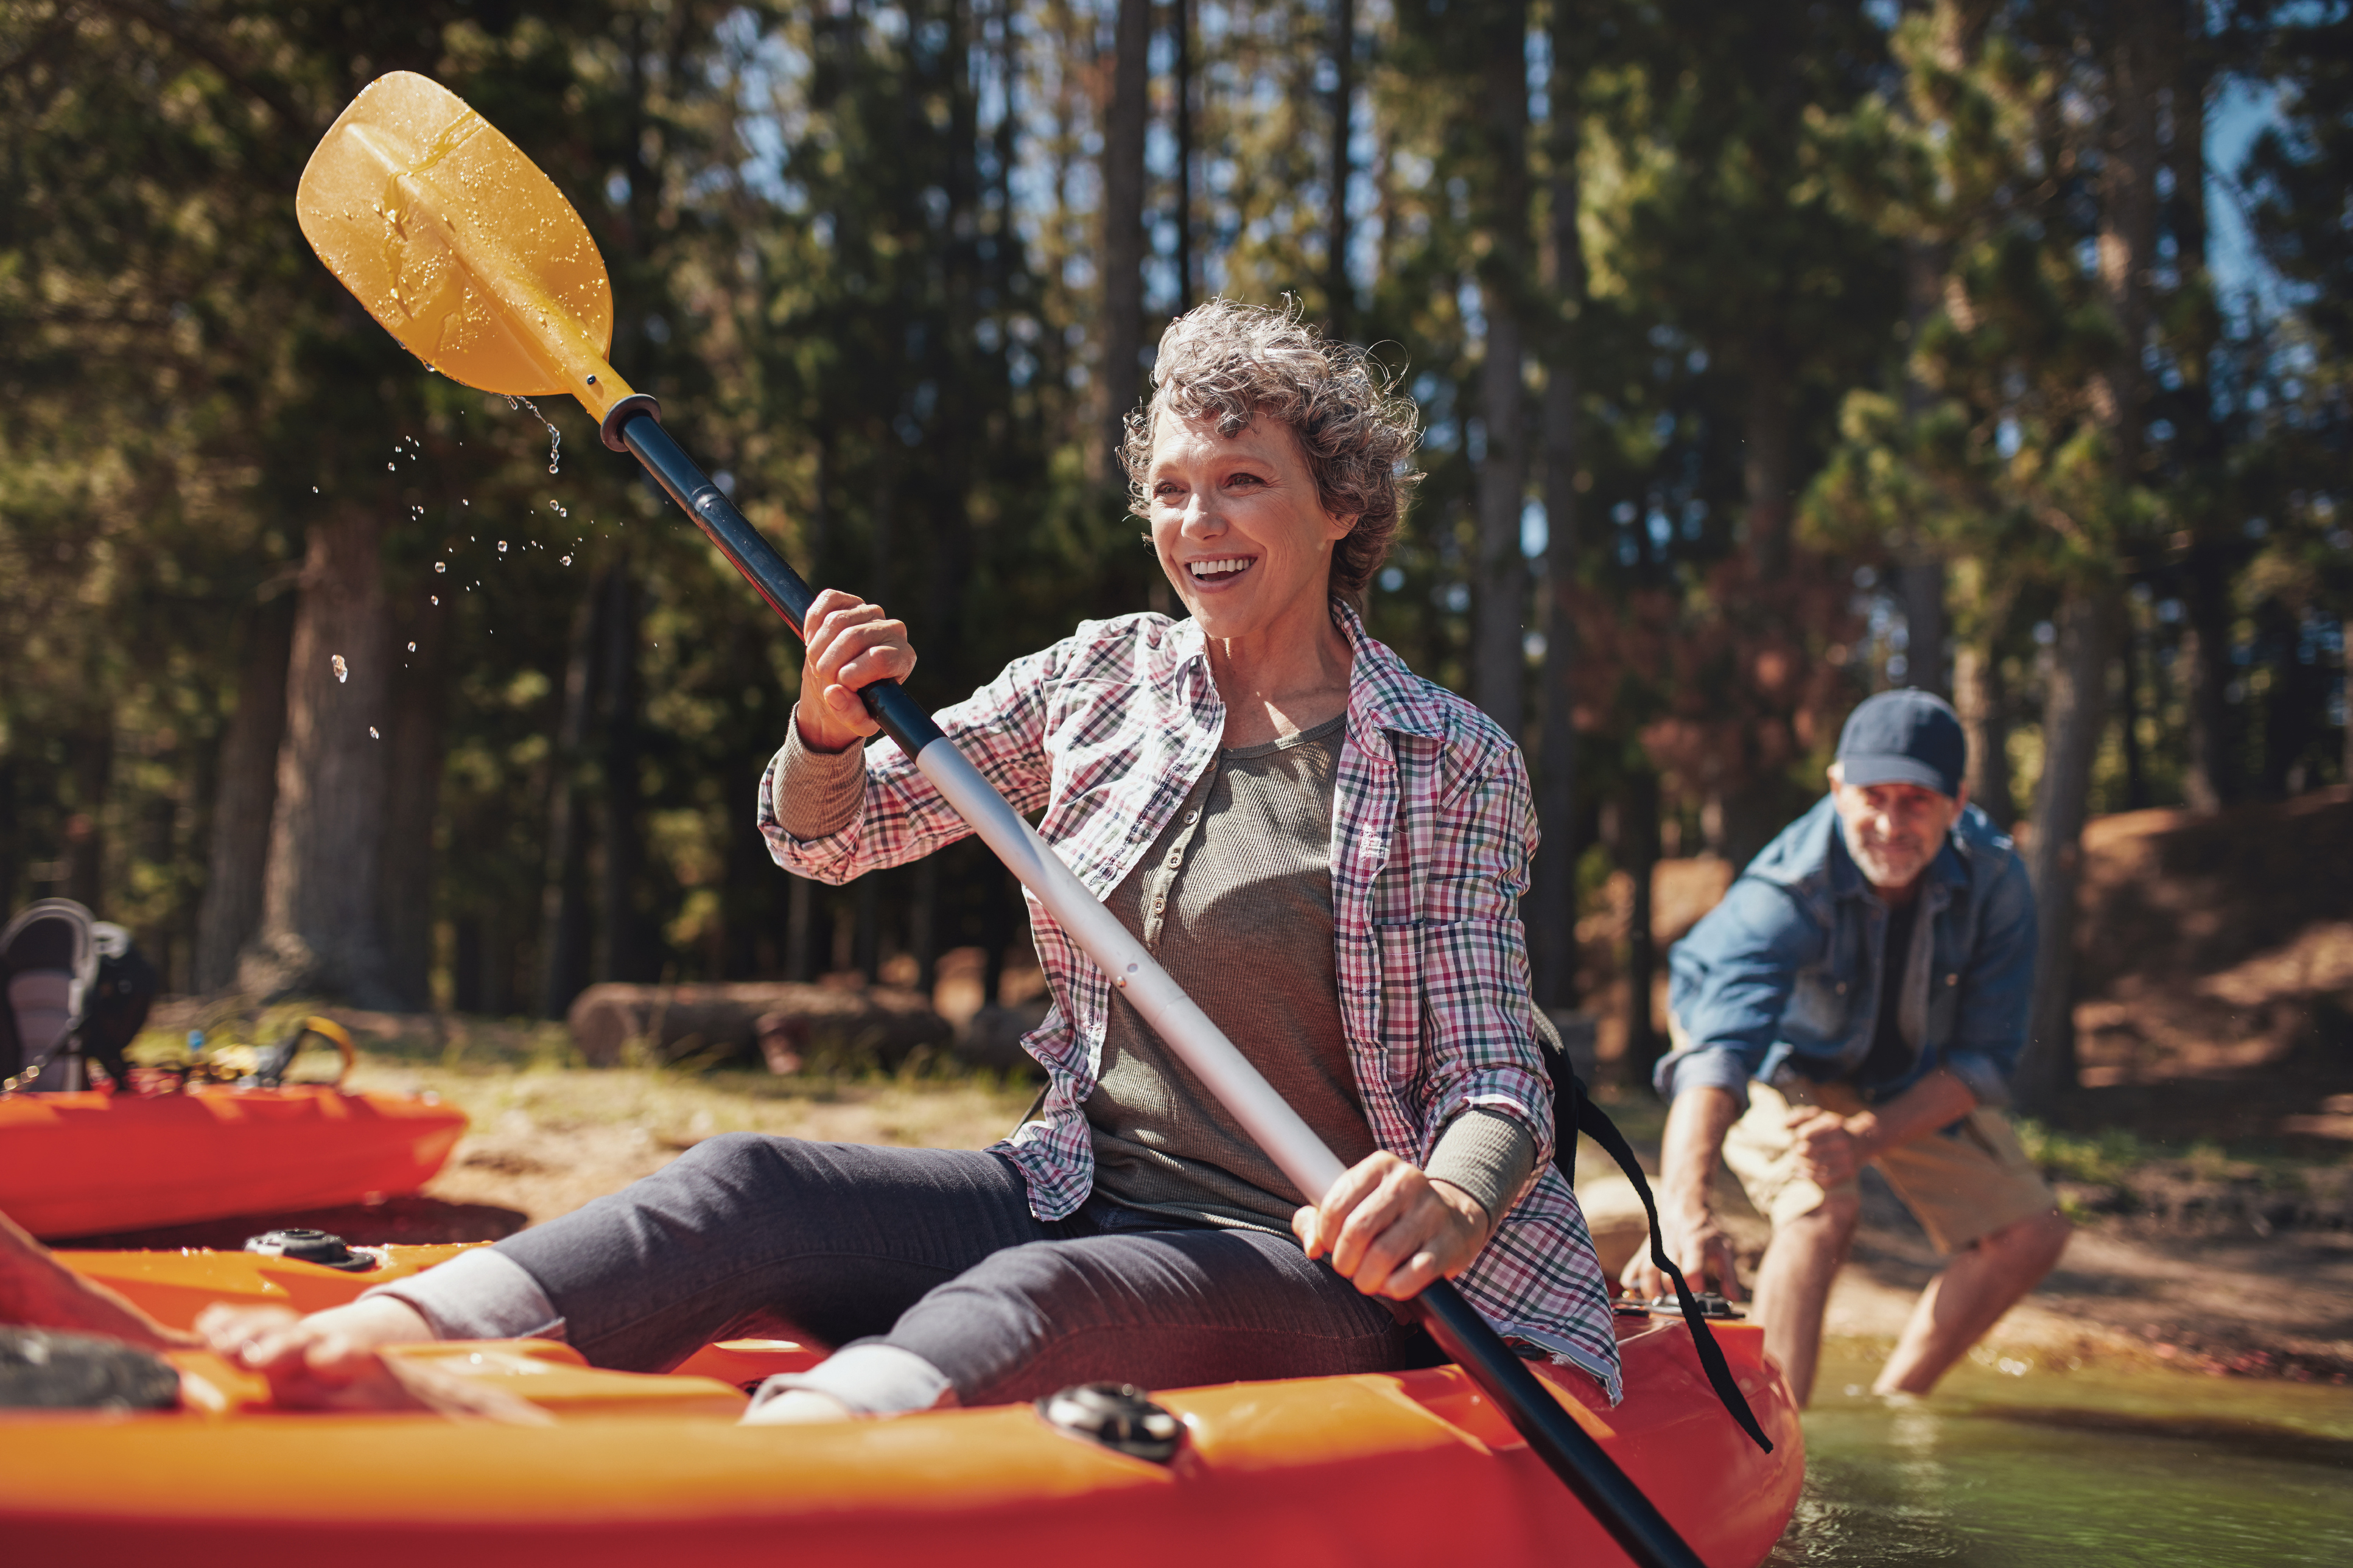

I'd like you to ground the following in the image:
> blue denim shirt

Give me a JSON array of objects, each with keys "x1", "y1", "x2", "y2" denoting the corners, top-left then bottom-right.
[{"x1": 1656, "y1": 794, "x2": 2036, "y2": 1110}]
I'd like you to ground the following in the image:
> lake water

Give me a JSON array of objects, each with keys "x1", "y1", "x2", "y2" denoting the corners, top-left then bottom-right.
[{"x1": 1767, "y1": 1343, "x2": 2353, "y2": 1566}]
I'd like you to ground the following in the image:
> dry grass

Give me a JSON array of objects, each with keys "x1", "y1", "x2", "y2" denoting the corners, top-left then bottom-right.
[{"x1": 170, "y1": 1010, "x2": 1043, "y2": 1229}]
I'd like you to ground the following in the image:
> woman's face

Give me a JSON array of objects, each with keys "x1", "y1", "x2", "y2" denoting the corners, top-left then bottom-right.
[{"x1": 1146, "y1": 409, "x2": 1355, "y2": 645}]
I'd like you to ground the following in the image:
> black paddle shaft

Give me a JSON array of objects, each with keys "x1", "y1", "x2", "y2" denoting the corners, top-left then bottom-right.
[
  {"x1": 1417, "y1": 1283, "x2": 1706, "y2": 1568},
  {"x1": 614, "y1": 407, "x2": 1705, "y2": 1568}
]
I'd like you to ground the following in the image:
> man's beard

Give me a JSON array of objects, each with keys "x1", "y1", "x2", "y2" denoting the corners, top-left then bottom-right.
[{"x1": 1850, "y1": 836, "x2": 1926, "y2": 888}]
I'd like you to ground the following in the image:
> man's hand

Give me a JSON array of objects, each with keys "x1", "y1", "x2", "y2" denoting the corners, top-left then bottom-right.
[
  {"x1": 1621, "y1": 1206, "x2": 1744, "y2": 1303},
  {"x1": 1292, "y1": 1151, "x2": 1491, "y2": 1301},
  {"x1": 1620, "y1": 1083, "x2": 1745, "y2": 1301},
  {"x1": 1788, "y1": 1108, "x2": 1881, "y2": 1189}
]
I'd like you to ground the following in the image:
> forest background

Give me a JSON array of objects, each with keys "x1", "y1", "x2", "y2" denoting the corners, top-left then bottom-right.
[{"x1": 1, "y1": 0, "x2": 2346, "y2": 1117}]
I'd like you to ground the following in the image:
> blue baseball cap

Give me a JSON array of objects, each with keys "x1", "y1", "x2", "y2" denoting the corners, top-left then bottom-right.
[{"x1": 1835, "y1": 689, "x2": 1966, "y2": 798}]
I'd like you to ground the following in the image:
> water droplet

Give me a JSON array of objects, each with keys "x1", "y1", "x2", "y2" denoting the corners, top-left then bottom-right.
[
  {"x1": 435, "y1": 562, "x2": 447, "y2": 573},
  {"x1": 497, "y1": 541, "x2": 508, "y2": 553},
  {"x1": 407, "y1": 641, "x2": 417, "y2": 652},
  {"x1": 312, "y1": 486, "x2": 320, "y2": 494},
  {"x1": 387, "y1": 462, "x2": 396, "y2": 471},
  {"x1": 463, "y1": 499, "x2": 470, "y2": 506},
  {"x1": 561, "y1": 555, "x2": 572, "y2": 566},
  {"x1": 369, "y1": 726, "x2": 380, "y2": 740},
  {"x1": 332, "y1": 654, "x2": 349, "y2": 684},
  {"x1": 430, "y1": 595, "x2": 440, "y2": 605}
]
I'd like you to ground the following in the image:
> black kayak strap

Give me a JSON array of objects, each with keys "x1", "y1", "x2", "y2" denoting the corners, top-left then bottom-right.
[{"x1": 1569, "y1": 1093, "x2": 1773, "y2": 1454}]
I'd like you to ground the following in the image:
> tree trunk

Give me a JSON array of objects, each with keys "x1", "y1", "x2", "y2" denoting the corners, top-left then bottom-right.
[
  {"x1": 1097, "y1": 0, "x2": 1151, "y2": 482},
  {"x1": 2168, "y1": 15, "x2": 2228, "y2": 813},
  {"x1": 1470, "y1": 0, "x2": 1531, "y2": 738},
  {"x1": 239, "y1": 508, "x2": 395, "y2": 1006},
  {"x1": 539, "y1": 581, "x2": 604, "y2": 1016},
  {"x1": 2015, "y1": 5, "x2": 2164, "y2": 1113},
  {"x1": 1741, "y1": 343, "x2": 1795, "y2": 581},
  {"x1": 65, "y1": 723, "x2": 111, "y2": 911},
  {"x1": 377, "y1": 591, "x2": 450, "y2": 1011},
  {"x1": 0, "y1": 757, "x2": 17, "y2": 914},
  {"x1": 2118, "y1": 604, "x2": 2149, "y2": 810},
  {"x1": 193, "y1": 595, "x2": 292, "y2": 992},
  {"x1": 1896, "y1": 234, "x2": 1949, "y2": 697},
  {"x1": 2179, "y1": 558, "x2": 2232, "y2": 811},
  {"x1": 1618, "y1": 767, "x2": 1662, "y2": 1086},
  {"x1": 1324, "y1": 0, "x2": 1354, "y2": 336},
  {"x1": 597, "y1": 567, "x2": 654, "y2": 984},
  {"x1": 2016, "y1": 590, "x2": 2111, "y2": 1116},
  {"x1": 786, "y1": 876, "x2": 815, "y2": 984},
  {"x1": 1898, "y1": 559, "x2": 1948, "y2": 696},
  {"x1": 1529, "y1": 11, "x2": 1583, "y2": 1010},
  {"x1": 1953, "y1": 635, "x2": 2015, "y2": 828},
  {"x1": 1174, "y1": 0, "x2": 1197, "y2": 316}
]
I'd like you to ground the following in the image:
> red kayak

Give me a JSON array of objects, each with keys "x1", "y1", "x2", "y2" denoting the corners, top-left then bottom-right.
[
  {"x1": 0, "y1": 1085, "x2": 468, "y2": 1239},
  {"x1": 6, "y1": 1244, "x2": 1804, "y2": 1567}
]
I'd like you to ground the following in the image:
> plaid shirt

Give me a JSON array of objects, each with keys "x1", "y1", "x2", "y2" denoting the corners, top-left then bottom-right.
[{"x1": 759, "y1": 601, "x2": 1619, "y2": 1398}]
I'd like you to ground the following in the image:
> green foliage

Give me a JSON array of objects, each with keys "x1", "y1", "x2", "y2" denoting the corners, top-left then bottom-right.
[{"x1": 0, "y1": 0, "x2": 2344, "y2": 1017}]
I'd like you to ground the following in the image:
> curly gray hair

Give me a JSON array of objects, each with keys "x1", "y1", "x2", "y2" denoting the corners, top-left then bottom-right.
[{"x1": 1120, "y1": 298, "x2": 1422, "y2": 600}]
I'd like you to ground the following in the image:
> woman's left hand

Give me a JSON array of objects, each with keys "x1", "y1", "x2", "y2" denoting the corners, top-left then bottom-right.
[{"x1": 1292, "y1": 1150, "x2": 1492, "y2": 1300}]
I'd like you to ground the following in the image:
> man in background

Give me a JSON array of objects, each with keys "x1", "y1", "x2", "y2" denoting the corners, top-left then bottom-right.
[{"x1": 1625, "y1": 690, "x2": 2072, "y2": 1405}]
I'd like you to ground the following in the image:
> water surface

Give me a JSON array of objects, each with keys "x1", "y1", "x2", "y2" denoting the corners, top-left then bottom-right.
[{"x1": 1768, "y1": 1343, "x2": 2353, "y2": 1566}]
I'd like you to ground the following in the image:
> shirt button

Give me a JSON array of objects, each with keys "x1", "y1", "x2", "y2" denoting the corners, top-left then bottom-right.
[{"x1": 1184, "y1": 810, "x2": 1199, "y2": 824}]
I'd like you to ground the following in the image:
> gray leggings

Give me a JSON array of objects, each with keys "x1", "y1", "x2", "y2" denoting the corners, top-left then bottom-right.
[{"x1": 464, "y1": 1134, "x2": 1427, "y2": 1409}]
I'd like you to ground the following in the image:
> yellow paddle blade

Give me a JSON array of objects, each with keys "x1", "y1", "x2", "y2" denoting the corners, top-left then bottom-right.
[{"x1": 296, "y1": 72, "x2": 640, "y2": 427}]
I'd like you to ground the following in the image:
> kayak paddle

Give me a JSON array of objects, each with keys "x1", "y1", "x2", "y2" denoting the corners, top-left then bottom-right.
[{"x1": 296, "y1": 71, "x2": 1714, "y2": 1568}]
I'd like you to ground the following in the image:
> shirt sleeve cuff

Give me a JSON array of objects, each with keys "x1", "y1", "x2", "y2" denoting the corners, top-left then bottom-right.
[
  {"x1": 360, "y1": 1245, "x2": 566, "y2": 1343},
  {"x1": 1653, "y1": 1044, "x2": 1753, "y2": 1109},
  {"x1": 1940, "y1": 1051, "x2": 2008, "y2": 1109},
  {"x1": 746, "y1": 1341, "x2": 958, "y2": 1417},
  {"x1": 1426, "y1": 1107, "x2": 1538, "y2": 1224},
  {"x1": 771, "y1": 721, "x2": 868, "y2": 841}
]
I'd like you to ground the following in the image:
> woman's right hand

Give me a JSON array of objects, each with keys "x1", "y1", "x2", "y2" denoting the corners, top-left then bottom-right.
[{"x1": 795, "y1": 589, "x2": 919, "y2": 754}]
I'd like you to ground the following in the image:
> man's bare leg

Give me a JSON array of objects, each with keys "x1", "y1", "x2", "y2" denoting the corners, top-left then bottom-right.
[
  {"x1": 1749, "y1": 1191, "x2": 1860, "y2": 1409},
  {"x1": 1874, "y1": 1206, "x2": 2071, "y2": 1396}
]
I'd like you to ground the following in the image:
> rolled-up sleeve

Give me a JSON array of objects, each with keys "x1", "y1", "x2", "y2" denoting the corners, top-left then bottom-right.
[
  {"x1": 757, "y1": 639, "x2": 1061, "y2": 885},
  {"x1": 768, "y1": 724, "x2": 869, "y2": 841},
  {"x1": 1940, "y1": 855, "x2": 2037, "y2": 1108},
  {"x1": 1653, "y1": 1043, "x2": 1754, "y2": 1104},
  {"x1": 1655, "y1": 877, "x2": 1824, "y2": 1107},
  {"x1": 1412, "y1": 751, "x2": 1554, "y2": 1173}
]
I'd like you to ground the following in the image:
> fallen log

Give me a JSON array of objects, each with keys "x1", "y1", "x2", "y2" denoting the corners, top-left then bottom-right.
[{"x1": 566, "y1": 983, "x2": 952, "y2": 1070}]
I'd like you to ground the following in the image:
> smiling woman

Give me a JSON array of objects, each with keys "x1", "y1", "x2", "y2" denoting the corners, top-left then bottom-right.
[{"x1": 202, "y1": 299, "x2": 1623, "y2": 1443}]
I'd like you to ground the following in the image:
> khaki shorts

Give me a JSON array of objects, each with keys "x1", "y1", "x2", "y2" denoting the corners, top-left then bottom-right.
[{"x1": 1720, "y1": 1076, "x2": 2057, "y2": 1256}]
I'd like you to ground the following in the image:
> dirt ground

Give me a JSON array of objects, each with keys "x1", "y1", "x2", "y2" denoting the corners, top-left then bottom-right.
[{"x1": 74, "y1": 788, "x2": 2353, "y2": 1390}]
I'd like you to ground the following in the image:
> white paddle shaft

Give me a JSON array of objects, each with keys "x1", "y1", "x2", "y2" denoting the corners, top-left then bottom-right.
[{"x1": 915, "y1": 740, "x2": 1352, "y2": 1205}]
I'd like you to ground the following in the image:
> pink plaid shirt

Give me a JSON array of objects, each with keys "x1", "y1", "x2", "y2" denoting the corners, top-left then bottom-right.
[{"x1": 759, "y1": 601, "x2": 1619, "y2": 1398}]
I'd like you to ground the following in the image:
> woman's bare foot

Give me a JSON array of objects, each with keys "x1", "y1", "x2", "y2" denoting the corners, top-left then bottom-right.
[{"x1": 195, "y1": 1296, "x2": 436, "y2": 1409}]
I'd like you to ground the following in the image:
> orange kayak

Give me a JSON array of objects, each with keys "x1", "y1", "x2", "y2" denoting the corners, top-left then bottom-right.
[
  {"x1": 0, "y1": 1087, "x2": 468, "y2": 1239},
  {"x1": 5, "y1": 1245, "x2": 1804, "y2": 1567}
]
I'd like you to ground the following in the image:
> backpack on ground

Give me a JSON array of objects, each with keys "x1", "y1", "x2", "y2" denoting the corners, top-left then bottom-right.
[{"x1": 0, "y1": 901, "x2": 155, "y2": 1093}]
